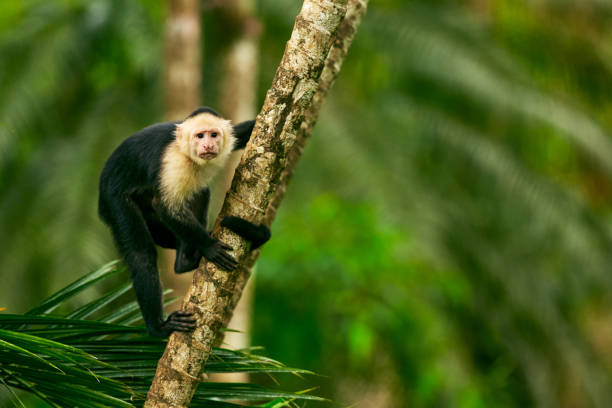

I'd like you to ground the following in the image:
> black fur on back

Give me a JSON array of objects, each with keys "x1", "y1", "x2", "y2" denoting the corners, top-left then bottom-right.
[{"x1": 98, "y1": 121, "x2": 178, "y2": 223}]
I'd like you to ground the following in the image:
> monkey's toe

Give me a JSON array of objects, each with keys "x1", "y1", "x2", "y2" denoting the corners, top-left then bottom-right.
[
  {"x1": 170, "y1": 313, "x2": 196, "y2": 324},
  {"x1": 168, "y1": 322, "x2": 196, "y2": 332},
  {"x1": 163, "y1": 311, "x2": 197, "y2": 333}
]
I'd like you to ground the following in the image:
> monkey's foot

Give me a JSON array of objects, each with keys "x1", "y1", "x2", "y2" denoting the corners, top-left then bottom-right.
[{"x1": 151, "y1": 311, "x2": 197, "y2": 337}]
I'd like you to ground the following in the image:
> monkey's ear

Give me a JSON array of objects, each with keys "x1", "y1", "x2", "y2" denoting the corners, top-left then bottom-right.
[{"x1": 175, "y1": 124, "x2": 184, "y2": 140}]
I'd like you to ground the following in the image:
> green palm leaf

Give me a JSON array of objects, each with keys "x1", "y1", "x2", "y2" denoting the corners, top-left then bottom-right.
[{"x1": 0, "y1": 262, "x2": 323, "y2": 407}]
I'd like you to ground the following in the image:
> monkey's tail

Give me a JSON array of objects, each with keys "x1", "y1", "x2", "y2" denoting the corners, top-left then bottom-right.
[{"x1": 221, "y1": 216, "x2": 270, "y2": 250}]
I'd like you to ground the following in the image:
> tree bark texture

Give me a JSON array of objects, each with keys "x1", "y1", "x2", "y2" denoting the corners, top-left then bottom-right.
[
  {"x1": 223, "y1": 0, "x2": 369, "y2": 328},
  {"x1": 212, "y1": 0, "x2": 260, "y2": 384},
  {"x1": 145, "y1": 0, "x2": 368, "y2": 406}
]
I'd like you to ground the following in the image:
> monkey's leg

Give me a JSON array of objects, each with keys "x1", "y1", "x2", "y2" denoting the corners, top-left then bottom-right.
[
  {"x1": 171, "y1": 188, "x2": 208, "y2": 274},
  {"x1": 147, "y1": 218, "x2": 177, "y2": 249},
  {"x1": 221, "y1": 216, "x2": 271, "y2": 249},
  {"x1": 104, "y1": 198, "x2": 196, "y2": 337},
  {"x1": 174, "y1": 242, "x2": 201, "y2": 274},
  {"x1": 154, "y1": 203, "x2": 238, "y2": 271}
]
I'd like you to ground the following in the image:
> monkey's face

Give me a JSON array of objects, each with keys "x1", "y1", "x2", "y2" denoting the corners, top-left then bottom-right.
[
  {"x1": 177, "y1": 113, "x2": 232, "y2": 165},
  {"x1": 191, "y1": 128, "x2": 222, "y2": 160}
]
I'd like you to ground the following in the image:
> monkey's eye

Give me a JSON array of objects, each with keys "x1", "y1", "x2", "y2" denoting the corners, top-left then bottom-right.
[
  {"x1": 211, "y1": 132, "x2": 218, "y2": 138},
  {"x1": 196, "y1": 133, "x2": 204, "y2": 139}
]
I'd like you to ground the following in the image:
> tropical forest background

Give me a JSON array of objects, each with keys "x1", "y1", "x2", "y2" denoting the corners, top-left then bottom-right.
[{"x1": 2, "y1": 0, "x2": 612, "y2": 407}]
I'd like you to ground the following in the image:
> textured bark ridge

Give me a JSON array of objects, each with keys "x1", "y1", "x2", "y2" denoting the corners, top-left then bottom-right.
[
  {"x1": 224, "y1": 0, "x2": 369, "y2": 327},
  {"x1": 144, "y1": 1, "x2": 367, "y2": 406}
]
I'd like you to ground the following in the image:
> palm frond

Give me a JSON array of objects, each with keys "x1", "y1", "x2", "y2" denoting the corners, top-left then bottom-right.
[{"x1": 0, "y1": 262, "x2": 323, "y2": 407}]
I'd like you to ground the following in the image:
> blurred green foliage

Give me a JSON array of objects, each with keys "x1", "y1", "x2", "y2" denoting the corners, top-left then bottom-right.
[
  {"x1": 3, "y1": 0, "x2": 612, "y2": 407},
  {"x1": 256, "y1": 194, "x2": 527, "y2": 407}
]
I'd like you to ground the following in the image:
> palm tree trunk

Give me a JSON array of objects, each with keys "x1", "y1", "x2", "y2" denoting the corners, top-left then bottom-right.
[{"x1": 145, "y1": 1, "x2": 367, "y2": 406}]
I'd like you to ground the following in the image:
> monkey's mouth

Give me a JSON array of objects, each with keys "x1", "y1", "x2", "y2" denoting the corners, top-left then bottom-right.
[{"x1": 199, "y1": 152, "x2": 218, "y2": 160}]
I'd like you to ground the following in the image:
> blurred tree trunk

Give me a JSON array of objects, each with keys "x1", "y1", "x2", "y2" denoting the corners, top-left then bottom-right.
[
  {"x1": 218, "y1": 0, "x2": 260, "y2": 123},
  {"x1": 210, "y1": 0, "x2": 261, "y2": 384},
  {"x1": 164, "y1": 0, "x2": 201, "y2": 119},
  {"x1": 161, "y1": 0, "x2": 202, "y2": 309},
  {"x1": 145, "y1": 0, "x2": 367, "y2": 406}
]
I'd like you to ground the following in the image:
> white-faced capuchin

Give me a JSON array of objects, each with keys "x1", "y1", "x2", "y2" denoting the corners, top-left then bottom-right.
[{"x1": 98, "y1": 107, "x2": 270, "y2": 337}]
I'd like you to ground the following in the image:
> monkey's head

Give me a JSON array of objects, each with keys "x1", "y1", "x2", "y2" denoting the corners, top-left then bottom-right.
[{"x1": 176, "y1": 111, "x2": 234, "y2": 166}]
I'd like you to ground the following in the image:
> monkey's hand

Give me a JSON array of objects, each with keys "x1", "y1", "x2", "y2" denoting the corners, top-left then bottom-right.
[
  {"x1": 202, "y1": 240, "x2": 238, "y2": 270},
  {"x1": 150, "y1": 311, "x2": 197, "y2": 337}
]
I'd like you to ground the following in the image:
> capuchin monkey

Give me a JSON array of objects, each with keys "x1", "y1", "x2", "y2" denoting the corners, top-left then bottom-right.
[{"x1": 98, "y1": 107, "x2": 270, "y2": 337}]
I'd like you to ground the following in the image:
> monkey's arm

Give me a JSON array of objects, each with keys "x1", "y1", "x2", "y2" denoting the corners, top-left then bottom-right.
[
  {"x1": 232, "y1": 120, "x2": 255, "y2": 151},
  {"x1": 153, "y1": 200, "x2": 238, "y2": 270}
]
